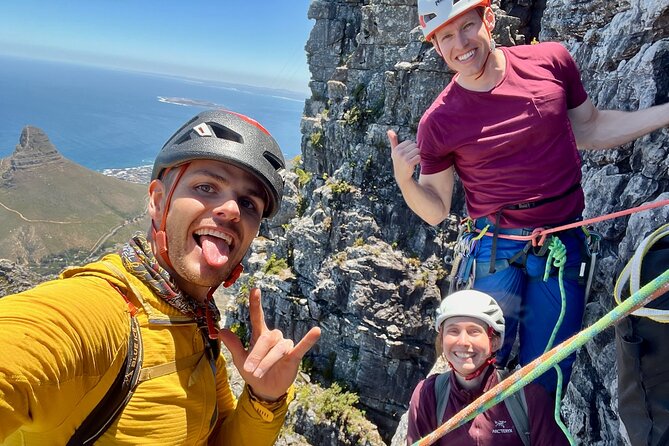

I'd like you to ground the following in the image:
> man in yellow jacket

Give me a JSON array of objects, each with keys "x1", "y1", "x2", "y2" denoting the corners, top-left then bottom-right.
[{"x1": 0, "y1": 110, "x2": 321, "y2": 445}]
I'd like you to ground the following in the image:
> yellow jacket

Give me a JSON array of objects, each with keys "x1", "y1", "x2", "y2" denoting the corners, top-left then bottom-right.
[{"x1": 0, "y1": 254, "x2": 288, "y2": 445}]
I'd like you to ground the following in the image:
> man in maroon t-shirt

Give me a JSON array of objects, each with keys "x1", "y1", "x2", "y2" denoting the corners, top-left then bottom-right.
[{"x1": 389, "y1": 0, "x2": 669, "y2": 393}]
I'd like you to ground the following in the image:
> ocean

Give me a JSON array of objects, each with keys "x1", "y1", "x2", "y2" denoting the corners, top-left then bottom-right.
[{"x1": 0, "y1": 55, "x2": 306, "y2": 171}]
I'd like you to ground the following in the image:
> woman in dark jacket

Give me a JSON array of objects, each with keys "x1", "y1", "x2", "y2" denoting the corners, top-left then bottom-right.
[{"x1": 406, "y1": 290, "x2": 570, "y2": 445}]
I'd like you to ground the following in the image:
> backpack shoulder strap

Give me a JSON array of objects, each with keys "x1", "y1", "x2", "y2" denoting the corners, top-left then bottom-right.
[
  {"x1": 497, "y1": 369, "x2": 530, "y2": 446},
  {"x1": 67, "y1": 314, "x2": 143, "y2": 445},
  {"x1": 67, "y1": 261, "x2": 145, "y2": 446},
  {"x1": 434, "y1": 370, "x2": 452, "y2": 425}
]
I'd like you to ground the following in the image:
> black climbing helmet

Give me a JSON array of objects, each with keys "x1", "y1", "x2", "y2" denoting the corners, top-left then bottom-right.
[{"x1": 152, "y1": 109, "x2": 286, "y2": 218}]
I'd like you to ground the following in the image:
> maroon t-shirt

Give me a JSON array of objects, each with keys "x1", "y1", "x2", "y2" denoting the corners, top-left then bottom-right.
[
  {"x1": 417, "y1": 42, "x2": 588, "y2": 228},
  {"x1": 406, "y1": 369, "x2": 571, "y2": 446}
]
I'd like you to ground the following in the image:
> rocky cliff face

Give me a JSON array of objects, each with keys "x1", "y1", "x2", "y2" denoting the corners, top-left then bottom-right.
[
  {"x1": 0, "y1": 126, "x2": 64, "y2": 188},
  {"x1": 0, "y1": 260, "x2": 44, "y2": 296},
  {"x1": 229, "y1": 0, "x2": 669, "y2": 445},
  {"x1": 4, "y1": 126, "x2": 63, "y2": 169}
]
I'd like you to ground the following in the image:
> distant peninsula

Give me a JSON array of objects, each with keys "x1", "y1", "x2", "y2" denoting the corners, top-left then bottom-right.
[{"x1": 157, "y1": 96, "x2": 225, "y2": 109}]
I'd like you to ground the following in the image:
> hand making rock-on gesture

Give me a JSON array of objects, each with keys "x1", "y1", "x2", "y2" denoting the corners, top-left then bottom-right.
[{"x1": 219, "y1": 288, "x2": 321, "y2": 401}]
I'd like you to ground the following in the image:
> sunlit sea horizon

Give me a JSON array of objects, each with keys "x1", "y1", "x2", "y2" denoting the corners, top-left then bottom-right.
[{"x1": 0, "y1": 54, "x2": 306, "y2": 171}]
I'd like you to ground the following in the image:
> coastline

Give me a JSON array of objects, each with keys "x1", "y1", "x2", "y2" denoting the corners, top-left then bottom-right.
[{"x1": 101, "y1": 165, "x2": 152, "y2": 184}]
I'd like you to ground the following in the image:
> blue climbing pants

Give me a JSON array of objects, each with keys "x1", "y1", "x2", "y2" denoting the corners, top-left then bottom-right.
[{"x1": 469, "y1": 223, "x2": 587, "y2": 393}]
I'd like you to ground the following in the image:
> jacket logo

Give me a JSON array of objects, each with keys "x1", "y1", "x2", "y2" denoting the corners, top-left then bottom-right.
[{"x1": 492, "y1": 420, "x2": 513, "y2": 434}]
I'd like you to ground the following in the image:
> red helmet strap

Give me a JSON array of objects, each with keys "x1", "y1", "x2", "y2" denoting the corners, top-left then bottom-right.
[{"x1": 153, "y1": 163, "x2": 190, "y2": 270}]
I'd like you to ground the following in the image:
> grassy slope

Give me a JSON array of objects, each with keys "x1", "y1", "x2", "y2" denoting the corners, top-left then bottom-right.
[{"x1": 0, "y1": 158, "x2": 148, "y2": 263}]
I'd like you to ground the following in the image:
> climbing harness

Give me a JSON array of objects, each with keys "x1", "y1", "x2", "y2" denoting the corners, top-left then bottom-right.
[
  {"x1": 412, "y1": 267, "x2": 669, "y2": 446},
  {"x1": 474, "y1": 199, "x2": 669, "y2": 246},
  {"x1": 487, "y1": 183, "x2": 582, "y2": 274},
  {"x1": 448, "y1": 217, "x2": 600, "y2": 299},
  {"x1": 447, "y1": 198, "x2": 669, "y2": 295}
]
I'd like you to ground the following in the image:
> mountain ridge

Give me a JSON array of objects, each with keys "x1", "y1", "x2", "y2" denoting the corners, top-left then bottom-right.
[{"x1": 0, "y1": 126, "x2": 149, "y2": 270}]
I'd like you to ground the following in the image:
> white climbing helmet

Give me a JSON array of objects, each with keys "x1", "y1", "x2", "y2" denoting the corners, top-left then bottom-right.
[
  {"x1": 417, "y1": 0, "x2": 491, "y2": 41},
  {"x1": 435, "y1": 289, "x2": 505, "y2": 345}
]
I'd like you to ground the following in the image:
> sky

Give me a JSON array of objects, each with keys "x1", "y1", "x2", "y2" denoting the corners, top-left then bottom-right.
[{"x1": 0, "y1": 1, "x2": 314, "y2": 94}]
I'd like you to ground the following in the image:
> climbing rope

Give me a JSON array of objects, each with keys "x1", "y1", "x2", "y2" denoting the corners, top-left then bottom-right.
[
  {"x1": 614, "y1": 223, "x2": 669, "y2": 322},
  {"x1": 543, "y1": 236, "x2": 568, "y2": 351},
  {"x1": 471, "y1": 198, "x2": 669, "y2": 247},
  {"x1": 542, "y1": 236, "x2": 576, "y2": 445},
  {"x1": 411, "y1": 267, "x2": 669, "y2": 446}
]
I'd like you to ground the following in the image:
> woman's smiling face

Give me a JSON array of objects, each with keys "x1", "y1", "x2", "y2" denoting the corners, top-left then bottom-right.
[{"x1": 440, "y1": 316, "x2": 496, "y2": 375}]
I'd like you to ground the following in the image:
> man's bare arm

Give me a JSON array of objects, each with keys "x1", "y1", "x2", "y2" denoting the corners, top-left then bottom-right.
[{"x1": 568, "y1": 98, "x2": 669, "y2": 150}]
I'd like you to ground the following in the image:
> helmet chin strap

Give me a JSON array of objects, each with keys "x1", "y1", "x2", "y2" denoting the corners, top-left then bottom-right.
[
  {"x1": 474, "y1": 9, "x2": 496, "y2": 81},
  {"x1": 223, "y1": 264, "x2": 244, "y2": 288},
  {"x1": 474, "y1": 34, "x2": 496, "y2": 80},
  {"x1": 152, "y1": 162, "x2": 246, "y2": 313},
  {"x1": 448, "y1": 356, "x2": 497, "y2": 381},
  {"x1": 152, "y1": 164, "x2": 189, "y2": 271}
]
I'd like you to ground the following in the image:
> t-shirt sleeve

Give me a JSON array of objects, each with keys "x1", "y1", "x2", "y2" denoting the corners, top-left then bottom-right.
[
  {"x1": 417, "y1": 111, "x2": 456, "y2": 175},
  {"x1": 549, "y1": 42, "x2": 588, "y2": 109},
  {"x1": 406, "y1": 377, "x2": 438, "y2": 444}
]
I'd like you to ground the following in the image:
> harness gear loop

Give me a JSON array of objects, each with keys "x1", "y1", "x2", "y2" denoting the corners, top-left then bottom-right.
[
  {"x1": 582, "y1": 229, "x2": 601, "y2": 304},
  {"x1": 448, "y1": 221, "x2": 488, "y2": 293}
]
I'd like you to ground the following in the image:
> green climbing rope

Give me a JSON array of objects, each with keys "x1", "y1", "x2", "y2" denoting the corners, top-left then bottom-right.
[{"x1": 542, "y1": 236, "x2": 576, "y2": 444}]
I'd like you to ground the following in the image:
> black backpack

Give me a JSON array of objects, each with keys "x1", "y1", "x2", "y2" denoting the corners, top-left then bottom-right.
[{"x1": 615, "y1": 223, "x2": 669, "y2": 446}]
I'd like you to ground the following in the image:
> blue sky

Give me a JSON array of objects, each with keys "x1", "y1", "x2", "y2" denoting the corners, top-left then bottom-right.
[{"x1": 0, "y1": 1, "x2": 314, "y2": 94}]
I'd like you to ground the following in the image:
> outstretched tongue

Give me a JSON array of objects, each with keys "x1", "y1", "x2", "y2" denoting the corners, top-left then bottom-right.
[{"x1": 200, "y1": 235, "x2": 230, "y2": 268}]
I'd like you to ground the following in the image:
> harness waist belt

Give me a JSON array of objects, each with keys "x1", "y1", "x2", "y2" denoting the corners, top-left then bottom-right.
[
  {"x1": 473, "y1": 218, "x2": 535, "y2": 236},
  {"x1": 502, "y1": 182, "x2": 581, "y2": 213}
]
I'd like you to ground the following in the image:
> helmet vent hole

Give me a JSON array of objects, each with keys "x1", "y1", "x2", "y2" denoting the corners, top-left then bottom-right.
[
  {"x1": 422, "y1": 13, "x2": 436, "y2": 24},
  {"x1": 209, "y1": 124, "x2": 243, "y2": 144},
  {"x1": 264, "y1": 151, "x2": 284, "y2": 172},
  {"x1": 173, "y1": 133, "x2": 192, "y2": 146}
]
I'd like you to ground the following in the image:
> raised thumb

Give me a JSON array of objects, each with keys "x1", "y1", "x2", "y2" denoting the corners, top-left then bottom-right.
[{"x1": 387, "y1": 129, "x2": 399, "y2": 149}]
